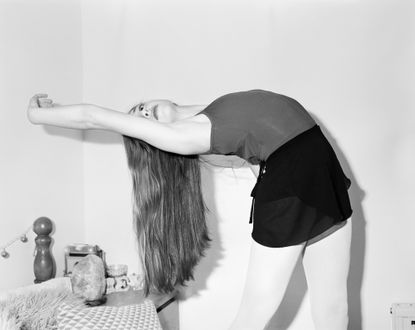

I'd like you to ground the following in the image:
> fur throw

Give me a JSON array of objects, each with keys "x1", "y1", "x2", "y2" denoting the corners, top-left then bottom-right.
[{"x1": 0, "y1": 287, "x2": 83, "y2": 330}]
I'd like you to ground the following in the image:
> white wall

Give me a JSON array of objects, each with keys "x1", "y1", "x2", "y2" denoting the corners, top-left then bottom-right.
[
  {"x1": 80, "y1": 1, "x2": 142, "y2": 272},
  {"x1": 80, "y1": 1, "x2": 415, "y2": 329},
  {"x1": 0, "y1": 0, "x2": 85, "y2": 291}
]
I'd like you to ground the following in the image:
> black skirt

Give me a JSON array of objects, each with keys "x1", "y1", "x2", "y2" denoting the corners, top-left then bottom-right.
[{"x1": 250, "y1": 125, "x2": 352, "y2": 247}]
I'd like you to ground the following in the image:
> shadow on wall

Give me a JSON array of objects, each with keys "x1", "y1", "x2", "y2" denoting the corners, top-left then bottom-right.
[
  {"x1": 265, "y1": 114, "x2": 367, "y2": 330},
  {"x1": 44, "y1": 126, "x2": 121, "y2": 145},
  {"x1": 44, "y1": 125, "x2": 84, "y2": 143}
]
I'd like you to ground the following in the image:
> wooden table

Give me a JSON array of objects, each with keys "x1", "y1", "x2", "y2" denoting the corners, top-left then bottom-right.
[{"x1": 105, "y1": 289, "x2": 179, "y2": 330}]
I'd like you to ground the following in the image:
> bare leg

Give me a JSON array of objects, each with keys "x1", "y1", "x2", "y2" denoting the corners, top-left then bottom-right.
[
  {"x1": 229, "y1": 239, "x2": 305, "y2": 330},
  {"x1": 302, "y1": 220, "x2": 352, "y2": 330}
]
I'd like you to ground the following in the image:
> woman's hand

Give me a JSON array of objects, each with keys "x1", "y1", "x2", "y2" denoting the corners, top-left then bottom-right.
[
  {"x1": 27, "y1": 93, "x2": 92, "y2": 129},
  {"x1": 27, "y1": 93, "x2": 54, "y2": 124},
  {"x1": 35, "y1": 94, "x2": 54, "y2": 108}
]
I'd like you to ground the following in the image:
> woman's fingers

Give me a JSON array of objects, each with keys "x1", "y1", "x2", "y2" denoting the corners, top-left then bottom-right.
[
  {"x1": 39, "y1": 98, "x2": 54, "y2": 108},
  {"x1": 29, "y1": 94, "x2": 49, "y2": 108}
]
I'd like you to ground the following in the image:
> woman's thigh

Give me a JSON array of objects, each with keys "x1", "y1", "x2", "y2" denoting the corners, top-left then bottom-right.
[
  {"x1": 302, "y1": 220, "x2": 352, "y2": 311},
  {"x1": 230, "y1": 239, "x2": 305, "y2": 330}
]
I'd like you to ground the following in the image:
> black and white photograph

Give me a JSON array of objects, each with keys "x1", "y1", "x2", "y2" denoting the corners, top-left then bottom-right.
[{"x1": 0, "y1": 0, "x2": 414, "y2": 329}]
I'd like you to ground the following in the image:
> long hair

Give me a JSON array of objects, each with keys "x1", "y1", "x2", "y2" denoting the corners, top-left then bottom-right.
[{"x1": 123, "y1": 133, "x2": 210, "y2": 296}]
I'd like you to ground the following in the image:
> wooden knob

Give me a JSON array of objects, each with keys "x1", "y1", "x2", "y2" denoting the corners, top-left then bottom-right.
[{"x1": 33, "y1": 217, "x2": 53, "y2": 236}]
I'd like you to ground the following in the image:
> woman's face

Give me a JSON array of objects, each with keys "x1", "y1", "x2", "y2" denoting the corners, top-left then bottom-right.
[{"x1": 131, "y1": 99, "x2": 178, "y2": 123}]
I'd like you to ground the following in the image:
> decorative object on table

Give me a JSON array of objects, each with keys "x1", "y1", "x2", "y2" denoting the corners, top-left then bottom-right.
[
  {"x1": 128, "y1": 273, "x2": 145, "y2": 291},
  {"x1": 105, "y1": 270, "x2": 145, "y2": 294},
  {"x1": 106, "y1": 264, "x2": 128, "y2": 294},
  {"x1": 57, "y1": 299, "x2": 162, "y2": 330},
  {"x1": 106, "y1": 264, "x2": 128, "y2": 277},
  {"x1": 33, "y1": 217, "x2": 54, "y2": 284},
  {"x1": 0, "y1": 286, "x2": 83, "y2": 330},
  {"x1": 70, "y1": 255, "x2": 106, "y2": 306},
  {"x1": 64, "y1": 244, "x2": 104, "y2": 276},
  {"x1": 0, "y1": 224, "x2": 31, "y2": 259},
  {"x1": 105, "y1": 276, "x2": 129, "y2": 294}
]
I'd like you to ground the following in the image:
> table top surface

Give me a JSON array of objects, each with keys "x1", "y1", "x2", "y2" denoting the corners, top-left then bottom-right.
[{"x1": 104, "y1": 289, "x2": 176, "y2": 308}]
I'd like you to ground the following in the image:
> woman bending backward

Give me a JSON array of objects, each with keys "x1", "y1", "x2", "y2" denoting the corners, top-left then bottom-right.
[{"x1": 27, "y1": 89, "x2": 352, "y2": 330}]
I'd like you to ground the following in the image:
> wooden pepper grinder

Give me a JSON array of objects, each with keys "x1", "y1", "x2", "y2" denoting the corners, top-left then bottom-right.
[{"x1": 33, "y1": 217, "x2": 54, "y2": 283}]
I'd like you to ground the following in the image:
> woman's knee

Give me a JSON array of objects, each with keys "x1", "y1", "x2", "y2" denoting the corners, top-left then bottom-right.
[{"x1": 310, "y1": 293, "x2": 349, "y2": 329}]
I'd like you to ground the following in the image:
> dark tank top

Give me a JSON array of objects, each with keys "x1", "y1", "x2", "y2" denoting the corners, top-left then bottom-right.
[{"x1": 199, "y1": 89, "x2": 316, "y2": 164}]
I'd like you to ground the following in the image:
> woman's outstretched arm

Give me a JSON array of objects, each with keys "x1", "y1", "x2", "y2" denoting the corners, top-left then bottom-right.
[{"x1": 27, "y1": 94, "x2": 211, "y2": 155}]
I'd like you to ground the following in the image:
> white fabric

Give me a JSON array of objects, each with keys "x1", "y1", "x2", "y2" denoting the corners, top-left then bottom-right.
[{"x1": 0, "y1": 277, "x2": 71, "y2": 302}]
